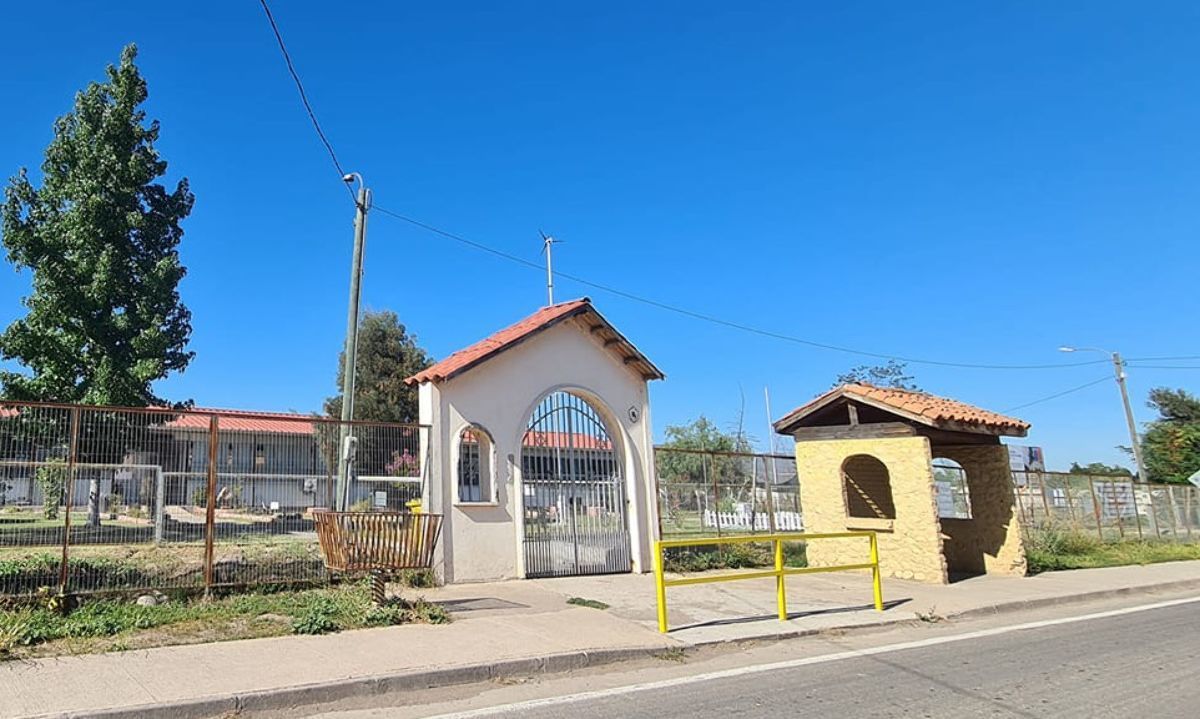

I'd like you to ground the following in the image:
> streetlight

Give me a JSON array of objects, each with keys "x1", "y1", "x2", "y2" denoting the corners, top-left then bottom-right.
[
  {"x1": 335, "y1": 173, "x2": 371, "y2": 511},
  {"x1": 1058, "y1": 346, "x2": 1148, "y2": 482}
]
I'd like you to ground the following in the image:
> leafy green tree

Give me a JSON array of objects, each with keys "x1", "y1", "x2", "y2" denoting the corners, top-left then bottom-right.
[
  {"x1": 317, "y1": 311, "x2": 433, "y2": 487},
  {"x1": 1147, "y1": 388, "x2": 1200, "y2": 423},
  {"x1": 655, "y1": 416, "x2": 758, "y2": 530},
  {"x1": 1, "y1": 45, "x2": 193, "y2": 526},
  {"x1": 1141, "y1": 387, "x2": 1200, "y2": 484},
  {"x1": 1, "y1": 44, "x2": 193, "y2": 407},
  {"x1": 1068, "y1": 461, "x2": 1132, "y2": 476},
  {"x1": 835, "y1": 360, "x2": 919, "y2": 390},
  {"x1": 323, "y1": 311, "x2": 433, "y2": 424}
]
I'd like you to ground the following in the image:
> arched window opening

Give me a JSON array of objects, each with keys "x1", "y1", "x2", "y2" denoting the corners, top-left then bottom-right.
[
  {"x1": 932, "y1": 457, "x2": 972, "y2": 519},
  {"x1": 842, "y1": 454, "x2": 896, "y2": 519},
  {"x1": 457, "y1": 426, "x2": 493, "y2": 503}
]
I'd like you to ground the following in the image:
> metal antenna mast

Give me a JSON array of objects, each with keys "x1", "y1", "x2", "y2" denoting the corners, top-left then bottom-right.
[{"x1": 540, "y1": 230, "x2": 559, "y2": 305}]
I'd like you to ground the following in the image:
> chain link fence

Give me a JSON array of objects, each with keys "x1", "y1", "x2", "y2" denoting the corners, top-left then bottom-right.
[
  {"x1": 654, "y1": 447, "x2": 802, "y2": 538},
  {"x1": 1013, "y1": 471, "x2": 1200, "y2": 541},
  {"x1": 0, "y1": 401, "x2": 426, "y2": 598}
]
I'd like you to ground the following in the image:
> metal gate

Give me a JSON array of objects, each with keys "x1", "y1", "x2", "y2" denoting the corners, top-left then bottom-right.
[{"x1": 521, "y1": 391, "x2": 632, "y2": 578}]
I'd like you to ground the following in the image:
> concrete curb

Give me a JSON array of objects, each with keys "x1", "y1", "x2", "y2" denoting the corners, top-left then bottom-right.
[
  {"x1": 26, "y1": 576, "x2": 1200, "y2": 719},
  {"x1": 27, "y1": 646, "x2": 670, "y2": 719},
  {"x1": 946, "y1": 576, "x2": 1200, "y2": 621}
]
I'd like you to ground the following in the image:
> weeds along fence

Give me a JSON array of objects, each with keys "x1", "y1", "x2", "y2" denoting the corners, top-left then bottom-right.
[
  {"x1": 1013, "y1": 471, "x2": 1200, "y2": 541},
  {"x1": 0, "y1": 401, "x2": 426, "y2": 599},
  {"x1": 654, "y1": 447, "x2": 802, "y2": 538}
]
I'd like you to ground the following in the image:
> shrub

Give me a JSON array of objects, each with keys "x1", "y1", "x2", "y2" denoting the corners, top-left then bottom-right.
[
  {"x1": 664, "y1": 542, "x2": 771, "y2": 572},
  {"x1": 291, "y1": 596, "x2": 340, "y2": 635},
  {"x1": 34, "y1": 460, "x2": 68, "y2": 520}
]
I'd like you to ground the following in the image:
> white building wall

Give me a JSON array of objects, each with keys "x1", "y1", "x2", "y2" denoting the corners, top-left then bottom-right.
[{"x1": 422, "y1": 321, "x2": 657, "y2": 584}]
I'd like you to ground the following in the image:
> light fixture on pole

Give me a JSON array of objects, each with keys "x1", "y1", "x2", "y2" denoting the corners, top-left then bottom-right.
[
  {"x1": 1058, "y1": 346, "x2": 1148, "y2": 483},
  {"x1": 335, "y1": 172, "x2": 371, "y2": 511}
]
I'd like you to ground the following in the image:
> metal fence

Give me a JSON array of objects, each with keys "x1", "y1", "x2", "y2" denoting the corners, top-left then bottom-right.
[
  {"x1": 654, "y1": 447, "x2": 802, "y2": 538},
  {"x1": 1013, "y1": 471, "x2": 1200, "y2": 541},
  {"x1": 0, "y1": 401, "x2": 426, "y2": 598}
]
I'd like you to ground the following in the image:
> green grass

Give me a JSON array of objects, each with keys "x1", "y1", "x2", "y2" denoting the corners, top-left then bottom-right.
[
  {"x1": 662, "y1": 541, "x2": 807, "y2": 573},
  {"x1": 0, "y1": 580, "x2": 449, "y2": 659},
  {"x1": 566, "y1": 597, "x2": 609, "y2": 610},
  {"x1": 1024, "y1": 526, "x2": 1200, "y2": 573}
]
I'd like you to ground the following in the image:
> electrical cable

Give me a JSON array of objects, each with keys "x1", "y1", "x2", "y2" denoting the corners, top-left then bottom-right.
[
  {"x1": 254, "y1": 7, "x2": 1191, "y2": 374},
  {"x1": 371, "y1": 205, "x2": 1114, "y2": 371},
  {"x1": 1004, "y1": 376, "x2": 1112, "y2": 412},
  {"x1": 258, "y1": 0, "x2": 354, "y2": 201}
]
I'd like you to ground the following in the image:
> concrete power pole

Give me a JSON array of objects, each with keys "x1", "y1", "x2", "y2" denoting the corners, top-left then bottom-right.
[
  {"x1": 335, "y1": 174, "x2": 371, "y2": 511},
  {"x1": 1059, "y1": 346, "x2": 1149, "y2": 482},
  {"x1": 1111, "y1": 351, "x2": 1149, "y2": 483}
]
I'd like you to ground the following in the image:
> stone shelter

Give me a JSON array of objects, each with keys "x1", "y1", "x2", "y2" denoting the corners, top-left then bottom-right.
[{"x1": 773, "y1": 384, "x2": 1029, "y2": 583}]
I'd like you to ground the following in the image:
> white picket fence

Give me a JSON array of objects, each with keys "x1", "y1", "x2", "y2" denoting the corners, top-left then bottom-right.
[{"x1": 702, "y1": 509, "x2": 804, "y2": 532}]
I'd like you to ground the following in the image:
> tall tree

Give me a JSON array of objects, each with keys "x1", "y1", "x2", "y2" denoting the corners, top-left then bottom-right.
[
  {"x1": 323, "y1": 310, "x2": 433, "y2": 423},
  {"x1": 1141, "y1": 387, "x2": 1200, "y2": 484},
  {"x1": 835, "y1": 360, "x2": 919, "y2": 390},
  {"x1": 1, "y1": 44, "x2": 194, "y2": 406},
  {"x1": 316, "y1": 311, "x2": 433, "y2": 491},
  {"x1": 1068, "y1": 461, "x2": 1132, "y2": 477},
  {"x1": 1, "y1": 45, "x2": 193, "y2": 526}
]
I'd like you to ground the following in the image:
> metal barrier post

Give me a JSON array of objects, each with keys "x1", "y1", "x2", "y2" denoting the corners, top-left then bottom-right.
[
  {"x1": 653, "y1": 540, "x2": 668, "y2": 634},
  {"x1": 870, "y1": 532, "x2": 883, "y2": 612},
  {"x1": 774, "y1": 537, "x2": 787, "y2": 621},
  {"x1": 203, "y1": 414, "x2": 219, "y2": 594},
  {"x1": 654, "y1": 532, "x2": 882, "y2": 633},
  {"x1": 59, "y1": 406, "x2": 81, "y2": 595}
]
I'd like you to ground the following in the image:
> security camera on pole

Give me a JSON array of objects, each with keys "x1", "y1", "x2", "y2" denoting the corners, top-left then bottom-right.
[{"x1": 336, "y1": 173, "x2": 370, "y2": 511}]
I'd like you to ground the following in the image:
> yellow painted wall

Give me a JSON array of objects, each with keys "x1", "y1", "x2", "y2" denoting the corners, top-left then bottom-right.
[
  {"x1": 795, "y1": 436, "x2": 948, "y2": 584},
  {"x1": 934, "y1": 445, "x2": 1027, "y2": 577}
]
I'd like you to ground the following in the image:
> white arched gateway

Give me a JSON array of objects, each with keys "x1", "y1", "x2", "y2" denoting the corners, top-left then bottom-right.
[
  {"x1": 405, "y1": 298, "x2": 663, "y2": 584},
  {"x1": 521, "y1": 390, "x2": 632, "y2": 577}
]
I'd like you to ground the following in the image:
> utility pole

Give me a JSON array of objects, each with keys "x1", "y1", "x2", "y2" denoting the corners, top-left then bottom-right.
[
  {"x1": 1110, "y1": 352, "x2": 1149, "y2": 483},
  {"x1": 336, "y1": 173, "x2": 370, "y2": 511},
  {"x1": 541, "y1": 231, "x2": 557, "y2": 306},
  {"x1": 1059, "y1": 346, "x2": 1149, "y2": 482}
]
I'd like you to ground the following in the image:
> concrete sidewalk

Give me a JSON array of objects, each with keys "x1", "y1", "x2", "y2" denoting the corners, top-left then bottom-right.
[{"x1": 6, "y1": 561, "x2": 1200, "y2": 719}]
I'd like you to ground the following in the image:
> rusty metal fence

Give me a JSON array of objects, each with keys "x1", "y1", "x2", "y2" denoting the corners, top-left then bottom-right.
[
  {"x1": 1013, "y1": 471, "x2": 1200, "y2": 541},
  {"x1": 654, "y1": 447, "x2": 802, "y2": 538},
  {"x1": 0, "y1": 401, "x2": 426, "y2": 598}
]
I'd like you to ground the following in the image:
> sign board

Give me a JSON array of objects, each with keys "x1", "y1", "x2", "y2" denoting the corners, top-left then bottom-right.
[
  {"x1": 1008, "y1": 445, "x2": 1046, "y2": 473},
  {"x1": 1188, "y1": 470, "x2": 1200, "y2": 489}
]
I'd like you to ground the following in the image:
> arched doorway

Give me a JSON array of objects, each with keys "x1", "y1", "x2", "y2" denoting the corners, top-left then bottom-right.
[{"x1": 521, "y1": 390, "x2": 632, "y2": 578}]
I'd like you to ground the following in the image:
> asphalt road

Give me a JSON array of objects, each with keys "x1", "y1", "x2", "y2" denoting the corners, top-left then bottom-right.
[{"x1": 304, "y1": 597, "x2": 1200, "y2": 719}]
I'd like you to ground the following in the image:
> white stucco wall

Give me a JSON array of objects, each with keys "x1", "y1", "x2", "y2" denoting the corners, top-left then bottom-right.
[{"x1": 418, "y1": 320, "x2": 657, "y2": 583}]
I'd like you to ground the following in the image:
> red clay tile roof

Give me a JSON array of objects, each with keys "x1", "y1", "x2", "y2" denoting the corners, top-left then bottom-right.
[
  {"x1": 162, "y1": 408, "x2": 317, "y2": 434},
  {"x1": 774, "y1": 383, "x2": 1030, "y2": 436},
  {"x1": 405, "y1": 298, "x2": 663, "y2": 385}
]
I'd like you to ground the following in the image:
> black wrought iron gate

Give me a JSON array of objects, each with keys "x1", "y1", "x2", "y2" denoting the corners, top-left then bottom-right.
[{"x1": 521, "y1": 391, "x2": 632, "y2": 578}]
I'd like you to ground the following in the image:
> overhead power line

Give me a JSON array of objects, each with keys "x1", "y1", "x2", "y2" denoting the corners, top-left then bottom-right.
[
  {"x1": 258, "y1": 0, "x2": 353, "y2": 200},
  {"x1": 1004, "y1": 376, "x2": 1112, "y2": 412},
  {"x1": 1128, "y1": 364, "x2": 1200, "y2": 370},
  {"x1": 371, "y1": 205, "x2": 1114, "y2": 371},
  {"x1": 255, "y1": 8, "x2": 1188, "y2": 375}
]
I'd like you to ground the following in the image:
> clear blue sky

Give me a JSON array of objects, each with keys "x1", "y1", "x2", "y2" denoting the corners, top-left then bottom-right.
[{"x1": 2, "y1": 2, "x2": 1198, "y2": 469}]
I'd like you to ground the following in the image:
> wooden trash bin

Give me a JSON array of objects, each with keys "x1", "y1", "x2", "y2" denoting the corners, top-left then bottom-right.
[{"x1": 312, "y1": 510, "x2": 442, "y2": 603}]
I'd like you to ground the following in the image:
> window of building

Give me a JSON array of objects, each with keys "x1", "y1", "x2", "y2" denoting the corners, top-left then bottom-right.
[
  {"x1": 842, "y1": 454, "x2": 896, "y2": 519},
  {"x1": 457, "y1": 426, "x2": 494, "y2": 503},
  {"x1": 932, "y1": 457, "x2": 972, "y2": 519}
]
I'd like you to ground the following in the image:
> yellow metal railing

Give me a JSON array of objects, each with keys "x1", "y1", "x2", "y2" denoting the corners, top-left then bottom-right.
[{"x1": 652, "y1": 532, "x2": 884, "y2": 633}]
